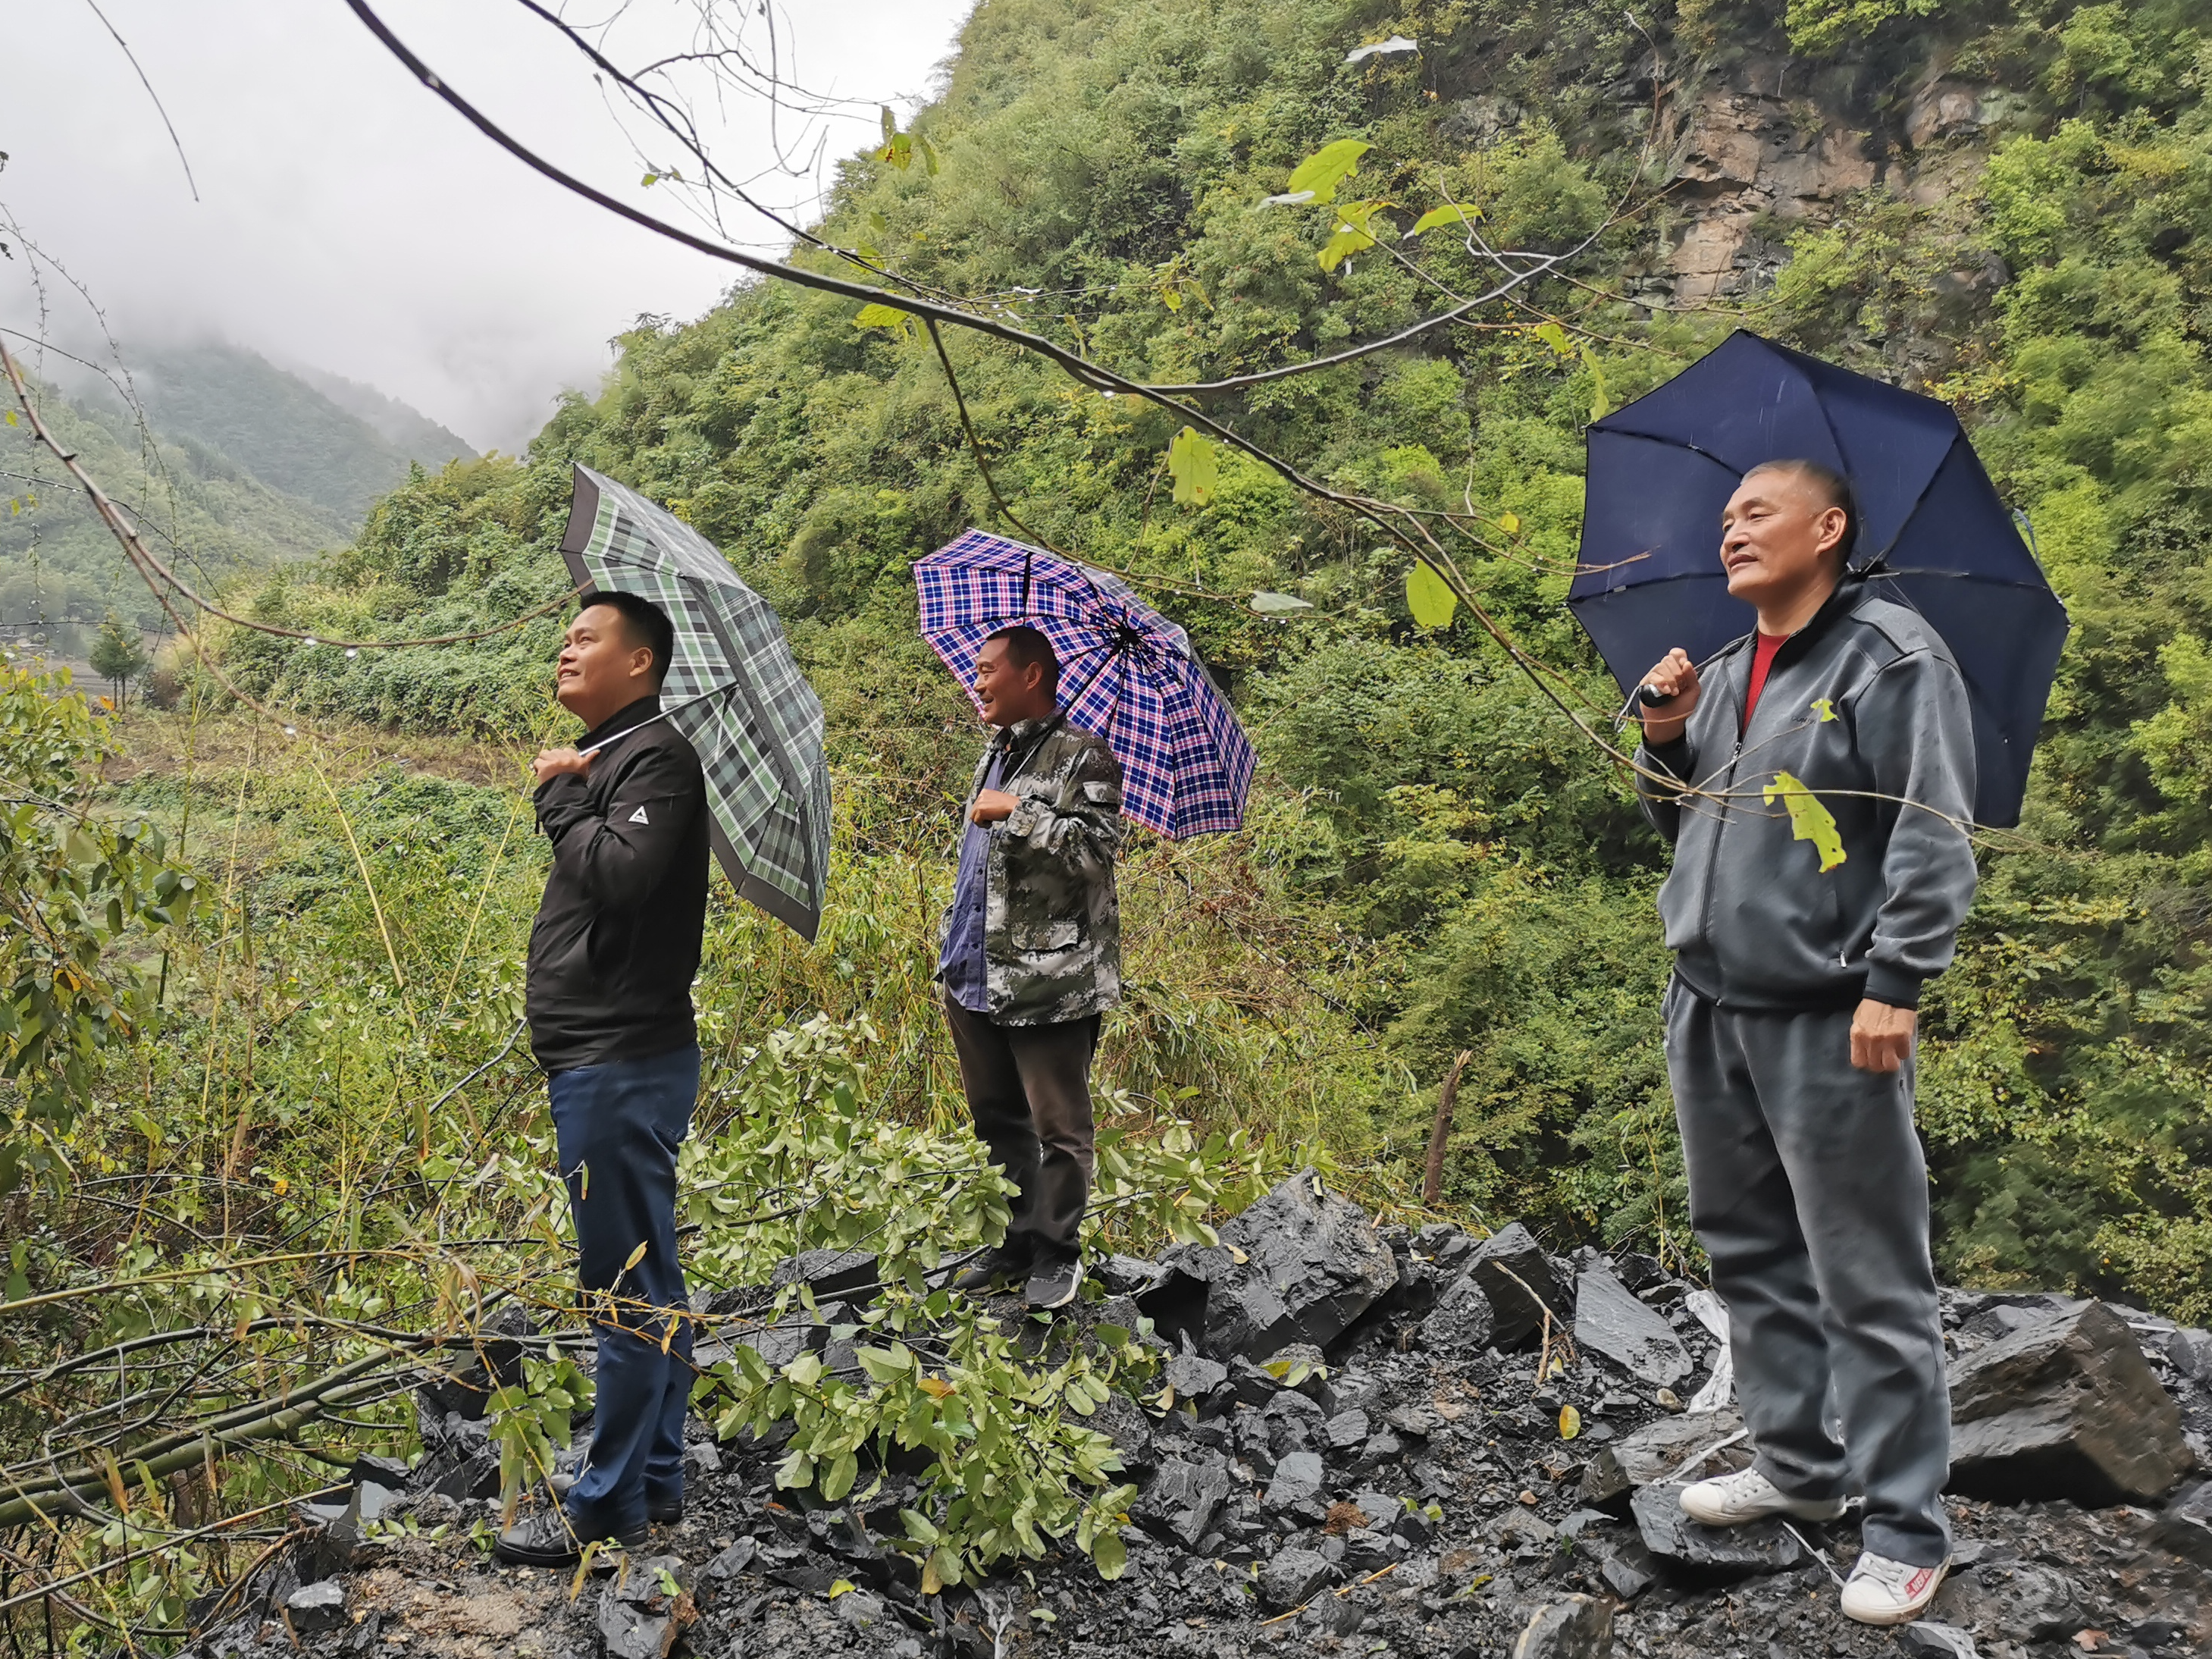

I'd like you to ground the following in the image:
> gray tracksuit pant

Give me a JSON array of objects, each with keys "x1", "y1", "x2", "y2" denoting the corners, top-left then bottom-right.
[{"x1": 1666, "y1": 982, "x2": 1950, "y2": 1566}]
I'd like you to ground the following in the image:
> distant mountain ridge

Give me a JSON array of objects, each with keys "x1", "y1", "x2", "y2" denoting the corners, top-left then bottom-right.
[
  {"x1": 287, "y1": 360, "x2": 476, "y2": 472},
  {"x1": 129, "y1": 343, "x2": 474, "y2": 525}
]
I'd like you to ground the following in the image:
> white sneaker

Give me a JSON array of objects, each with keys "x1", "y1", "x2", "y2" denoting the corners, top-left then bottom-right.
[
  {"x1": 1840, "y1": 1551, "x2": 1949, "y2": 1625},
  {"x1": 1678, "y1": 1466, "x2": 1849, "y2": 1526}
]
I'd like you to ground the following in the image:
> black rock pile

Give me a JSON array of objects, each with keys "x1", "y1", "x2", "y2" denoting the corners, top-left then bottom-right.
[{"x1": 177, "y1": 1171, "x2": 2212, "y2": 1659}]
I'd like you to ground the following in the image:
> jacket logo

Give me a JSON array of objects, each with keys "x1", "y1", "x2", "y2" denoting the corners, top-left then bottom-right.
[{"x1": 629, "y1": 806, "x2": 650, "y2": 825}]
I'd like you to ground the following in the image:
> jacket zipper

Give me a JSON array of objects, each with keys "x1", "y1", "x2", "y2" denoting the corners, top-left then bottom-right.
[{"x1": 1695, "y1": 651, "x2": 1748, "y2": 958}]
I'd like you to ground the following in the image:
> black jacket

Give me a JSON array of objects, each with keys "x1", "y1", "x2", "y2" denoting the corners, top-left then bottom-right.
[
  {"x1": 1635, "y1": 577, "x2": 1979, "y2": 1012},
  {"x1": 526, "y1": 695, "x2": 710, "y2": 1074}
]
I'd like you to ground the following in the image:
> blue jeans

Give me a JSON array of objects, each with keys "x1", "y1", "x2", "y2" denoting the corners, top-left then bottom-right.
[{"x1": 547, "y1": 1043, "x2": 698, "y2": 1532}]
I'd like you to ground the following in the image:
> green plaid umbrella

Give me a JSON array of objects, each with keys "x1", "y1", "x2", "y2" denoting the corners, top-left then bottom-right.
[{"x1": 559, "y1": 465, "x2": 830, "y2": 940}]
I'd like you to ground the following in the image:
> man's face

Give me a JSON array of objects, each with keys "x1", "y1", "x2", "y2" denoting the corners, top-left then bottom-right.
[
  {"x1": 556, "y1": 604, "x2": 654, "y2": 723},
  {"x1": 973, "y1": 637, "x2": 1048, "y2": 726},
  {"x1": 1719, "y1": 469, "x2": 1849, "y2": 608}
]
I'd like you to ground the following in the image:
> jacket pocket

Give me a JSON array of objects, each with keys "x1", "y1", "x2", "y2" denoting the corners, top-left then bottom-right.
[{"x1": 1010, "y1": 919, "x2": 1080, "y2": 953}]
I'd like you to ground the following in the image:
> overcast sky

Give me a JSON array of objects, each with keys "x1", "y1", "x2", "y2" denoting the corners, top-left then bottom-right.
[{"x1": 1, "y1": 0, "x2": 972, "y2": 452}]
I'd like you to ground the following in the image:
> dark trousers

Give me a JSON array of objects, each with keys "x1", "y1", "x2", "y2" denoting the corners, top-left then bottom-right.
[
  {"x1": 1665, "y1": 984, "x2": 1950, "y2": 1566},
  {"x1": 547, "y1": 1043, "x2": 698, "y2": 1532},
  {"x1": 942, "y1": 995, "x2": 1099, "y2": 1260}
]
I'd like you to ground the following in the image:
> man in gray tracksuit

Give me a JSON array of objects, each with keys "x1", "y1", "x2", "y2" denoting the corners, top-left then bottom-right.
[{"x1": 1635, "y1": 459, "x2": 1977, "y2": 1626}]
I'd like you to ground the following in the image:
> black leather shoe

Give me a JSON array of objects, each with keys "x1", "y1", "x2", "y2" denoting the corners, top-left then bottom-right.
[
  {"x1": 951, "y1": 1242, "x2": 1034, "y2": 1294},
  {"x1": 1023, "y1": 1255, "x2": 1083, "y2": 1312},
  {"x1": 493, "y1": 1506, "x2": 646, "y2": 1567}
]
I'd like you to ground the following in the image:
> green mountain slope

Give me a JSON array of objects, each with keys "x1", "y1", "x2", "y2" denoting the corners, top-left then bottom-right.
[
  {"x1": 133, "y1": 343, "x2": 468, "y2": 525},
  {"x1": 210, "y1": 0, "x2": 2212, "y2": 1315},
  {"x1": 0, "y1": 372, "x2": 353, "y2": 642}
]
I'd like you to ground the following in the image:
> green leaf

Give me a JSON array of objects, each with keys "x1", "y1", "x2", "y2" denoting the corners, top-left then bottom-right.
[
  {"x1": 1092, "y1": 1531, "x2": 1128, "y2": 1579},
  {"x1": 1249, "y1": 591, "x2": 1313, "y2": 616},
  {"x1": 1284, "y1": 139, "x2": 1371, "y2": 205},
  {"x1": 916, "y1": 134, "x2": 940, "y2": 177},
  {"x1": 1762, "y1": 771, "x2": 1848, "y2": 872},
  {"x1": 1317, "y1": 200, "x2": 1383, "y2": 272},
  {"x1": 854, "y1": 303, "x2": 913, "y2": 338},
  {"x1": 1410, "y1": 202, "x2": 1480, "y2": 236},
  {"x1": 1406, "y1": 560, "x2": 1459, "y2": 630},
  {"x1": 822, "y1": 1447, "x2": 860, "y2": 1501},
  {"x1": 1168, "y1": 428, "x2": 1219, "y2": 508},
  {"x1": 1531, "y1": 321, "x2": 1573, "y2": 356}
]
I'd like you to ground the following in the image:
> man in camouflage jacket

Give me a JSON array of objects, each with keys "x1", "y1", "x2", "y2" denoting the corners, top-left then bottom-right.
[{"x1": 938, "y1": 626, "x2": 1123, "y2": 1309}]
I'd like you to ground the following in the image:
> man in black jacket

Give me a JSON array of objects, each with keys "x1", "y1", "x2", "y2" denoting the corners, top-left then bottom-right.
[
  {"x1": 497, "y1": 591, "x2": 710, "y2": 1567},
  {"x1": 1635, "y1": 461, "x2": 1977, "y2": 1628}
]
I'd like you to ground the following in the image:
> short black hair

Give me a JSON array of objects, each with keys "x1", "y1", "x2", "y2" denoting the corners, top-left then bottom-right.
[
  {"x1": 985, "y1": 624, "x2": 1060, "y2": 690},
  {"x1": 1741, "y1": 458, "x2": 1860, "y2": 565},
  {"x1": 578, "y1": 591, "x2": 675, "y2": 686}
]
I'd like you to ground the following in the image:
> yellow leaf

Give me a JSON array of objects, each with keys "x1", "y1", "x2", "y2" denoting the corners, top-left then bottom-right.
[
  {"x1": 1284, "y1": 139, "x2": 1371, "y2": 205},
  {"x1": 1168, "y1": 427, "x2": 1218, "y2": 507},
  {"x1": 271, "y1": 1176, "x2": 290, "y2": 1197},
  {"x1": 1497, "y1": 513, "x2": 1521, "y2": 536},
  {"x1": 660, "y1": 1313, "x2": 679, "y2": 1355},
  {"x1": 917, "y1": 1375, "x2": 956, "y2": 1399},
  {"x1": 1406, "y1": 560, "x2": 1458, "y2": 630},
  {"x1": 2, "y1": 411, "x2": 14, "y2": 427},
  {"x1": 1811, "y1": 697, "x2": 1837, "y2": 722},
  {"x1": 829, "y1": 1579, "x2": 856, "y2": 1598},
  {"x1": 1762, "y1": 770, "x2": 1847, "y2": 872},
  {"x1": 1559, "y1": 1404, "x2": 1581, "y2": 1441},
  {"x1": 1409, "y1": 202, "x2": 1480, "y2": 236},
  {"x1": 624, "y1": 1240, "x2": 650, "y2": 1271}
]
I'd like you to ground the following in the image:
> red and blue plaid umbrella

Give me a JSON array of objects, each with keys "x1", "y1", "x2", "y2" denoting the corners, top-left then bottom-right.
[{"x1": 915, "y1": 530, "x2": 1255, "y2": 839}]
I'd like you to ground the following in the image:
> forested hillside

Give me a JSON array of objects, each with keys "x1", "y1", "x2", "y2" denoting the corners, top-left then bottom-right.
[
  {"x1": 0, "y1": 343, "x2": 473, "y2": 649},
  {"x1": 164, "y1": 0, "x2": 2212, "y2": 1317}
]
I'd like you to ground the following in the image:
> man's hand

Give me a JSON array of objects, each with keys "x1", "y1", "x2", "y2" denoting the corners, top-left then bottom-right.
[
  {"x1": 1639, "y1": 648, "x2": 1701, "y2": 745},
  {"x1": 970, "y1": 787, "x2": 1020, "y2": 825},
  {"x1": 1850, "y1": 999, "x2": 1916, "y2": 1072},
  {"x1": 532, "y1": 747, "x2": 591, "y2": 786}
]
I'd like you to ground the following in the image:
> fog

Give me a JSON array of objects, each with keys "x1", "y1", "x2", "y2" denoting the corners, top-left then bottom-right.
[{"x1": 0, "y1": 0, "x2": 971, "y2": 452}]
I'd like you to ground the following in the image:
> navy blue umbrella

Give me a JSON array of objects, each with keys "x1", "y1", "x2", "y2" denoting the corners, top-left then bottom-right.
[{"x1": 1568, "y1": 330, "x2": 2068, "y2": 827}]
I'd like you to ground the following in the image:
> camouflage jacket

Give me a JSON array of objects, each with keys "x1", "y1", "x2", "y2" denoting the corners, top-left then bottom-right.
[{"x1": 938, "y1": 715, "x2": 1123, "y2": 1025}]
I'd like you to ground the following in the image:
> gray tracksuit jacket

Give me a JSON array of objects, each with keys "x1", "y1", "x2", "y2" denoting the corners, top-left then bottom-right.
[{"x1": 1635, "y1": 578, "x2": 1979, "y2": 1011}]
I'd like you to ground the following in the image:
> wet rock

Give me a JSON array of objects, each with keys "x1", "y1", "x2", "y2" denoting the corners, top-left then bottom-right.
[
  {"x1": 597, "y1": 1595, "x2": 672, "y2": 1659},
  {"x1": 1628, "y1": 1484, "x2": 1803, "y2": 1582},
  {"x1": 1226, "y1": 1357, "x2": 1280, "y2": 1407},
  {"x1": 1089, "y1": 1387, "x2": 1158, "y2": 1480},
  {"x1": 1575, "y1": 1264, "x2": 1691, "y2": 1388},
  {"x1": 284, "y1": 1582, "x2": 346, "y2": 1635},
  {"x1": 770, "y1": 1248, "x2": 881, "y2": 1307},
  {"x1": 1898, "y1": 1623, "x2": 1981, "y2": 1659},
  {"x1": 697, "y1": 1538, "x2": 757, "y2": 1601},
  {"x1": 1468, "y1": 1222, "x2": 1569, "y2": 1348},
  {"x1": 1420, "y1": 1269, "x2": 1498, "y2": 1357},
  {"x1": 418, "y1": 1304, "x2": 535, "y2": 1420},
  {"x1": 429, "y1": 1447, "x2": 500, "y2": 1502},
  {"x1": 1579, "y1": 1410, "x2": 1745, "y2": 1507},
  {"x1": 1260, "y1": 1547, "x2": 1336, "y2": 1611},
  {"x1": 1947, "y1": 1300, "x2": 2195, "y2": 1504},
  {"x1": 1511, "y1": 1594, "x2": 1613, "y2": 1659},
  {"x1": 1264, "y1": 1450, "x2": 1325, "y2": 1510},
  {"x1": 1933, "y1": 1560, "x2": 2081, "y2": 1643},
  {"x1": 347, "y1": 1454, "x2": 413, "y2": 1491},
  {"x1": 1145, "y1": 1169, "x2": 1399, "y2": 1360},
  {"x1": 1133, "y1": 1454, "x2": 1235, "y2": 1550},
  {"x1": 2168, "y1": 1327, "x2": 2212, "y2": 1381},
  {"x1": 1339, "y1": 1526, "x2": 1396, "y2": 1573},
  {"x1": 1095, "y1": 1254, "x2": 1164, "y2": 1296},
  {"x1": 1590, "y1": 1534, "x2": 1659, "y2": 1600},
  {"x1": 1324, "y1": 1408, "x2": 1370, "y2": 1454},
  {"x1": 1164, "y1": 1345, "x2": 1229, "y2": 1409}
]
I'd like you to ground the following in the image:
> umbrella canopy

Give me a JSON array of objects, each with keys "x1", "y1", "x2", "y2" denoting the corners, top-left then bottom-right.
[
  {"x1": 914, "y1": 530, "x2": 1255, "y2": 839},
  {"x1": 1568, "y1": 330, "x2": 2069, "y2": 827},
  {"x1": 559, "y1": 465, "x2": 831, "y2": 940}
]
